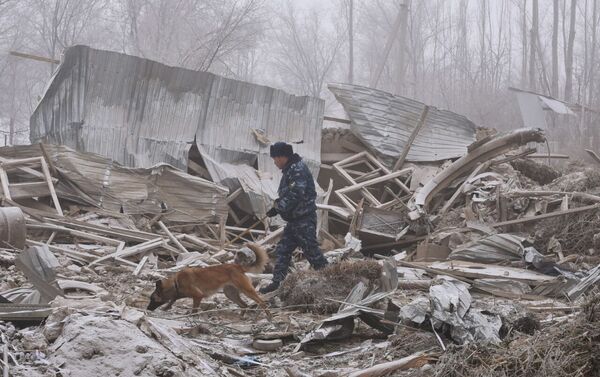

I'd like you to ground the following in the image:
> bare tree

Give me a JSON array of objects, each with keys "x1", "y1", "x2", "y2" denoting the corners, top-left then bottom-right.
[
  {"x1": 552, "y1": 0, "x2": 560, "y2": 96},
  {"x1": 521, "y1": 0, "x2": 528, "y2": 88},
  {"x1": 529, "y1": 0, "x2": 539, "y2": 90},
  {"x1": 565, "y1": 0, "x2": 577, "y2": 101},
  {"x1": 345, "y1": 0, "x2": 354, "y2": 84},
  {"x1": 26, "y1": 0, "x2": 109, "y2": 64},
  {"x1": 588, "y1": 0, "x2": 598, "y2": 106},
  {"x1": 480, "y1": 0, "x2": 487, "y2": 82},
  {"x1": 271, "y1": 1, "x2": 345, "y2": 98},
  {"x1": 395, "y1": 0, "x2": 410, "y2": 94},
  {"x1": 119, "y1": 0, "x2": 265, "y2": 73}
]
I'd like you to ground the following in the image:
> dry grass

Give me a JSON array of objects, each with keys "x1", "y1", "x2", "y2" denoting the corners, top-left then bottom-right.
[
  {"x1": 534, "y1": 208, "x2": 600, "y2": 256},
  {"x1": 431, "y1": 293, "x2": 600, "y2": 377},
  {"x1": 545, "y1": 168, "x2": 600, "y2": 192},
  {"x1": 278, "y1": 260, "x2": 382, "y2": 314}
]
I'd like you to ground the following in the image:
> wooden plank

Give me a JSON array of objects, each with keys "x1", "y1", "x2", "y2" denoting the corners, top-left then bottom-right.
[
  {"x1": 219, "y1": 217, "x2": 227, "y2": 249},
  {"x1": 526, "y1": 154, "x2": 570, "y2": 159},
  {"x1": 182, "y1": 234, "x2": 220, "y2": 252},
  {"x1": 27, "y1": 223, "x2": 122, "y2": 246},
  {"x1": 337, "y1": 169, "x2": 412, "y2": 194},
  {"x1": 0, "y1": 157, "x2": 43, "y2": 169},
  {"x1": 491, "y1": 147, "x2": 537, "y2": 165},
  {"x1": 256, "y1": 227, "x2": 284, "y2": 246},
  {"x1": 0, "y1": 168, "x2": 11, "y2": 200},
  {"x1": 188, "y1": 159, "x2": 210, "y2": 178},
  {"x1": 491, "y1": 203, "x2": 600, "y2": 228},
  {"x1": 9, "y1": 182, "x2": 51, "y2": 199},
  {"x1": 133, "y1": 255, "x2": 149, "y2": 276},
  {"x1": 323, "y1": 115, "x2": 351, "y2": 124},
  {"x1": 39, "y1": 143, "x2": 58, "y2": 176},
  {"x1": 225, "y1": 187, "x2": 243, "y2": 204},
  {"x1": 392, "y1": 105, "x2": 430, "y2": 171},
  {"x1": 26, "y1": 240, "x2": 94, "y2": 262},
  {"x1": 333, "y1": 153, "x2": 382, "y2": 206},
  {"x1": 317, "y1": 179, "x2": 334, "y2": 234},
  {"x1": 416, "y1": 260, "x2": 556, "y2": 284},
  {"x1": 0, "y1": 156, "x2": 49, "y2": 181},
  {"x1": 9, "y1": 50, "x2": 60, "y2": 64},
  {"x1": 158, "y1": 221, "x2": 189, "y2": 253},
  {"x1": 333, "y1": 151, "x2": 369, "y2": 168},
  {"x1": 348, "y1": 351, "x2": 436, "y2": 377},
  {"x1": 45, "y1": 218, "x2": 156, "y2": 242},
  {"x1": 316, "y1": 203, "x2": 352, "y2": 220},
  {"x1": 89, "y1": 238, "x2": 164, "y2": 266},
  {"x1": 506, "y1": 190, "x2": 600, "y2": 203},
  {"x1": 39, "y1": 158, "x2": 63, "y2": 216}
]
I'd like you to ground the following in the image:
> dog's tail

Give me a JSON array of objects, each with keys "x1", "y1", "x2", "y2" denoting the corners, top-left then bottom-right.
[{"x1": 242, "y1": 243, "x2": 269, "y2": 274}]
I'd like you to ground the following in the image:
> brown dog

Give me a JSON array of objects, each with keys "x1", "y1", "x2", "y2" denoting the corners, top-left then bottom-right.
[{"x1": 147, "y1": 243, "x2": 270, "y2": 317}]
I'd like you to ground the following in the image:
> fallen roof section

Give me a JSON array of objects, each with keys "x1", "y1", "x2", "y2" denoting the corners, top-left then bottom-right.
[
  {"x1": 30, "y1": 45, "x2": 324, "y2": 216},
  {"x1": 328, "y1": 83, "x2": 477, "y2": 166},
  {"x1": 0, "y1": 144, "x2": 229, "y2": 223}
]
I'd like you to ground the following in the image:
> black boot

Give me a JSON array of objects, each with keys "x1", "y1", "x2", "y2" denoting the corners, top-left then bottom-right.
[{"x1": 259, "y1": 281, "x2": 280, "y2": 294}]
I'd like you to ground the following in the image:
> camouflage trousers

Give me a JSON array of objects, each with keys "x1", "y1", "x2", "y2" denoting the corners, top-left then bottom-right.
[{"x1": 272, "y1": 213, "x2": 328, "y2": 283}]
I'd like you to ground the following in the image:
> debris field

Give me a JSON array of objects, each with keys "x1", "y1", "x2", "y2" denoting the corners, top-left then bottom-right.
[{"x1": 1, "y1": 46, "x2": 600, "y2": 377}]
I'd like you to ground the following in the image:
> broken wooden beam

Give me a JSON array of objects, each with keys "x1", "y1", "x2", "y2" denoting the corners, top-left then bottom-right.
[
  {"x1": 158, "y1": 221, "x2": 189, "y2": 254},
  {"x1": 491, "y1": 203, "x2": 600, "y2": 228},
  {"x1": 348, "y1": 351, "x2": 437, "y2": 377},
  {"x1": 392, "y1": 105, "x2": 430, "y2": 171}
]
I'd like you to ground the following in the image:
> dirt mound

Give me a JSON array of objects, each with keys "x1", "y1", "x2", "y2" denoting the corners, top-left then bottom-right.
[{"x1": 278, "y1": 260, "x2": 382, "y2": 314}]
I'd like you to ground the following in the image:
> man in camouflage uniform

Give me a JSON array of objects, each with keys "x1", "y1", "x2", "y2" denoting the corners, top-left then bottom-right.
[{"x1": 259, "y1": 142, "x2": 329, "y2": 294}]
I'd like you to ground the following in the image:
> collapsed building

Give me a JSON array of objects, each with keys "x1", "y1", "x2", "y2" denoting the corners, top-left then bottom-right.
[
  {"x1": 30, "y1": 45, "x2": 324, "y2": 219},
  {"x1": 0, "y1": 46, "x2": 599, "y2": 376}
]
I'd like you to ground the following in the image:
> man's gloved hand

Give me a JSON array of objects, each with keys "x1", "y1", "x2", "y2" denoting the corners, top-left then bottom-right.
[{"x1": 266, "y1": 207, "x2": 278, "y2": 217}]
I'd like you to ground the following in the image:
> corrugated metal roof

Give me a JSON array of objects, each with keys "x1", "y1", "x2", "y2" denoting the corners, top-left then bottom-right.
[
  {"x1": 328, "y1": 83, "x2": 477, "y2": 165},
  {"x1": 449, "y1": 234, "x2": 525, "y2": 263},
  {"x1": 0, "y1": 144, "x2": 229, "y2": 223},
  {"x1": 30, "y1": 46, "x2": 324, "y2": 216}
]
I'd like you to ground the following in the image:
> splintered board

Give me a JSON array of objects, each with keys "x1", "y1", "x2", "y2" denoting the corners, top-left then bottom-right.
[{"x1": 412, "y1": 260, "x2": 556, "y2": 286}]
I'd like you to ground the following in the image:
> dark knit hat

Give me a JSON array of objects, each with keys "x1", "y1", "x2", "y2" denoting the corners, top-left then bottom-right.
[{"x1": 270, "y1": 142, "x2": 293, "y2": 158}]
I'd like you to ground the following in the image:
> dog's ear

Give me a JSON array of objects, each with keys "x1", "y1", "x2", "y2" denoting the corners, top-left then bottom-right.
[{"x1": 155, "y1": 280, "x2": 162, "y2": 292}]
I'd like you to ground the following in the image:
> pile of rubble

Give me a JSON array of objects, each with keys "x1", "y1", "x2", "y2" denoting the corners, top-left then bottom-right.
[
  {"x1": 1, "y1": 45, "x2": 599, "y2": 375},
  {"x1": 0, "y1": 124, "x2": 599, "y2": 376}
]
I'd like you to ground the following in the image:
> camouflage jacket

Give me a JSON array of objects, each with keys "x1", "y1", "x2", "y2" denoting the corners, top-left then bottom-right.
[{"x1": 275, "y1": 154, "x2": 317, "y2": 221}]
